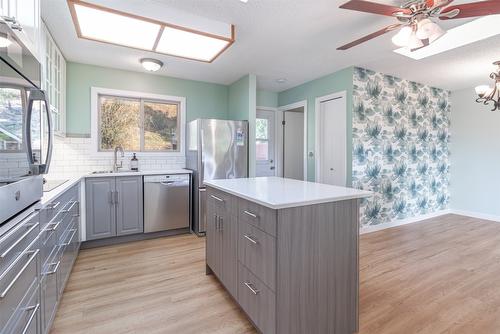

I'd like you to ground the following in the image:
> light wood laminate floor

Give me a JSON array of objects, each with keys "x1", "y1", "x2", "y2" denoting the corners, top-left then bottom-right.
[{"x1": 51, "y1": 214, "x2": 500, "y2": 334}]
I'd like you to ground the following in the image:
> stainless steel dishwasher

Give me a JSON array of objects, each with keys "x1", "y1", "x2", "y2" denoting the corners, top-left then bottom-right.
[{"x1": 144, "y1": 174, "x2": 190, "y2": 233}]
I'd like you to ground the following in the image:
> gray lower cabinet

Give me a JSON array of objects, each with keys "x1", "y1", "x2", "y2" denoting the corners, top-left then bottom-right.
[
  {"x1": 86, "y1": 176, "x2": 143, "y2": 241},
  {"x1": 85, "y1": 177, "x2": 116, "y2": 240},
  {"x1": 0, "y1": 182, "x2": 81, "y2": 334},
  {"x1": 205, "y1": 186, "x2": 360, "y2": 334}
]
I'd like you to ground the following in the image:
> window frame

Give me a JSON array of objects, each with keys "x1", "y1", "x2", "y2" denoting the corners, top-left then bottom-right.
[{"x1": 91, "y1": 87, "x2": 186, "y2": 157}]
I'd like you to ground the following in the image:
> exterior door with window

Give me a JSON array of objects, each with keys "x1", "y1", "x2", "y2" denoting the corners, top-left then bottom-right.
[{"x1": 255, "y1": 109, "x2": 276, "y2": 177}]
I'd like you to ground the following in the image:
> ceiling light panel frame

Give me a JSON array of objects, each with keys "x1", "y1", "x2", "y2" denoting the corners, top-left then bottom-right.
[{"x1": 67, "y1": 0, "x2": 235, "y2": 63}]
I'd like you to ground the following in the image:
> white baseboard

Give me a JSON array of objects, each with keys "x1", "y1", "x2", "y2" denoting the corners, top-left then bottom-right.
[
  {"x1": 360, "y1": 209, "x2": 452, "y2": 234},
  {"x1": 449, "y1": 209, "x2": 500, "y2": 223}
]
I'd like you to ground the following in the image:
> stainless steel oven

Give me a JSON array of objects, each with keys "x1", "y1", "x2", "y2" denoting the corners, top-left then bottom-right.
[{"x1": 0, "y1": 19, "x2": 52, "y2": 225}]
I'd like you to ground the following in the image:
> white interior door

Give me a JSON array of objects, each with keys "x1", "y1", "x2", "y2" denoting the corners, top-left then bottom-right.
[
  {"x1": 283, "y1": 110, "x2": 304, "y2": 180},
  {"x1": 318, "y1": 96, "x2": 346, "y2": 186},
  {"x1": 255, "y1": 109, "x2": 276, "y2": 177}
]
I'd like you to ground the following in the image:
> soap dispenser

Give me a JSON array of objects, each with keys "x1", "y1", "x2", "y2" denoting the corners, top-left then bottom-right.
[{"x1": 131, "y1": 153, "x2": 139, "y2": 171}]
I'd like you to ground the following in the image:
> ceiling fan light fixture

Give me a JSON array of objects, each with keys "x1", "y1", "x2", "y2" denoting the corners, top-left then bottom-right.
[
  {"x1": 416, "y1": 18, "x2": 437, "y2": 39},
  {"x1": 428, "y1": 24, "x2": 446, "y2": 43},
  {"x1": 391, "y1": 26, "x2": 413, "y2": 47},
  {"x1": 408, "y1": 31, "x2": 424, "y2": 50}
]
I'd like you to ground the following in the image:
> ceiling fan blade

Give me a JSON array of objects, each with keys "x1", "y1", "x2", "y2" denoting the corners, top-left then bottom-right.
[
  {"x1": 440, "y1": 0, "x2": 500, "y2": 20},
  {"x1": 337, "y1": 24, "x2": 402, "y2": 50},
  {"x1": 339, "y1": 0, "x2": 411, "y2": 16}
]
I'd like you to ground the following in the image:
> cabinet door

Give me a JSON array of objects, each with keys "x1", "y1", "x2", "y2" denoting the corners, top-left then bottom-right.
[
  {"x1": 206, "y1": 191, "x2": 220, "y2": 276},
  {"x1": 85, "y1": 178, "x2": 116, "y2": 240},
  {"x1": 9, "y1": 0, "x2": 40, "y2": 58},
  {"x1": 115, "y1": 176, "x2": 143, "y2": 236},
  {"x1": 221, "y1": 213, "x2": 238, "y2": 297}
]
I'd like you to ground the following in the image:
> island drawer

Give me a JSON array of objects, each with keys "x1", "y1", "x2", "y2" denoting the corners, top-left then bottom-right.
[
  {"x1": 238, "y1": 263, "x2": 276, "y2": 334},
  {"x1": 207, "y1": 188, "x2": 237, "y2": 217},
  {"x1": 238, "y1": 198, "x2": 277, "y2": 237},
  {"x1": 238, "y1": 220, "x2": 276, "y2": 291}
]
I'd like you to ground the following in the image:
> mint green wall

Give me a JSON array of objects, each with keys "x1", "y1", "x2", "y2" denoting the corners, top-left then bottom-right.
[
  {"x1": 228, "y1": 74, "x2": 257, "y2": 177},
  {"x1": 278, "y1": 67, "x2": 354, "y2": 182},
  {"x1": 450, "y1": 87, "x2": 500, "y2": 218},
  {"x1": 66, "y1": 62, "x2": 229, "y2": 136},
  {"x1": 257, "y1": 90, "x2": 278, "y2": 108}
]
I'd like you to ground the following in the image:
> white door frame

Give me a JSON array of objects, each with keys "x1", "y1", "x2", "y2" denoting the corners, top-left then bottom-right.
[
  {"x1": 256, "y1": 106, "x2": 279, "y2": 177},
  {"x1": 278, "y1": 100, "x2": 308, "y2": 181},
  {"x1": 314, "y1": 91, "x2": 347, "y2": 184}
]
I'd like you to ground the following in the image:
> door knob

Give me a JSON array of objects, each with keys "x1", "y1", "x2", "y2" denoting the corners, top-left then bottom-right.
[
  {"x1": 270, "y1": 166, "x2": 275, "y2": 170},
  {"x1": 330, "y1": 168, "x2": 334, "y2": 171}
]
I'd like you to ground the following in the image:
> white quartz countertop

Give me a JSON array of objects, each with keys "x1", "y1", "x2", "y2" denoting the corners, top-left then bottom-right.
[
  {"x1": 204, "y1": 177, "x2": 372, "y2": 209},
  {"x1": 41, "y1": 169, "x2": 192, "y2": 205}
]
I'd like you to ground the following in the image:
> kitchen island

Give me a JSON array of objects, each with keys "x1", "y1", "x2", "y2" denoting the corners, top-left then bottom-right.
[{"x1": 204, "y1": 177, "x2": 371, "y2": 334}]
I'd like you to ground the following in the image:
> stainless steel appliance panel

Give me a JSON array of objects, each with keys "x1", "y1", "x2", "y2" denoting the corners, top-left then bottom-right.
[
  {"x1": 200, "y1": 119, "x2": 248, "y2": 187},
  {"x1": 144, "y1": 174, "x2": 190, "y2": 233}
]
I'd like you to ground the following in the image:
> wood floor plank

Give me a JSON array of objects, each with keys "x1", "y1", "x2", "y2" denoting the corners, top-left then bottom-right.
[{"x1": 51, "y1": 215, "x2": 500, "y2": 334}]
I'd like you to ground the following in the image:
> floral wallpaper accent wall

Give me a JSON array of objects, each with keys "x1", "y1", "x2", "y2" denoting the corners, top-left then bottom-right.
[{"x1": 352, "y1": 67, "x2": 451, "y2": 227}]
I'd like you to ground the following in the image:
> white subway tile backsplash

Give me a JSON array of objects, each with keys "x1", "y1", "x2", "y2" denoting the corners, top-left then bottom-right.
[{"x1": 47, "y1": 136, "x2": 186, "y2": 179}]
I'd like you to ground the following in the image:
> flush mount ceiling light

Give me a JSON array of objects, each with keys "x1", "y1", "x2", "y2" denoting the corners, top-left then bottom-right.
[
  {"x1": 475, "y1": 61, "x2": 500, "y2": 111},
  {"x1": 140, "y1": 58, "x2": 163, "y2": 72},
  {"x1": 67, "y1": 0, "x2": 235, "y2": 62}
]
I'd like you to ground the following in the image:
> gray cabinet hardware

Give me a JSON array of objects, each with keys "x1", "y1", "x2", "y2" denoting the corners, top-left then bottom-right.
[
  {"x1": 214, "y1": 215, "x2": 219, "y2": 230},
  {"x1": 0, "y1": 249, "x2": 39, "y2": 298},
  {"x1": 219, "y1": 217, "x2": 224, "y2": 231},
  {"x1": 114, "y1": 190, "x2": 119, "y2": 205},
  {"x1": 21, "y1": 303, "x2": 40, "y2": 334},
  {"x1": 61, "y1": 229, "x2": 77, "y2": 246},
  {"x1": 243, "y1": 234, "x2": 258, "y2": 245},
  {"x1": 108, "y1": 191, "x2": 114, "y2": 204},
  {"x1": 11, "y1": 23, "x2": 23, "y2": 31},
  {"x1": 210, "y1": 195, "x2": 224, "y2": 203},
  {"x1": 45, "y1": 261, "x2": 60, "y2": 275},
  {"x1": 0, "y1": 222, "x2": 39, "y2": 259},
  {"x1": 244, "y1": 282, "x2": 260, "y2": 295},
  {"x1": 46, "y1": 221, "x2": 61, "y2": 232},
  {"x1": 47, "y1": 202, "x2": 60, "y2": 210},
  {"x1": 61, "y1": 201, "x2": 78, "y2": 213},
  {"x1": 1, "y1": 15, "x2": 16, "y2": 23},
  {"x1": 0, "y1": 211, "x2": 38, "y2": 244},
  {"x1": 243, "y1": 210, "x2": 258, "y2": 219}
]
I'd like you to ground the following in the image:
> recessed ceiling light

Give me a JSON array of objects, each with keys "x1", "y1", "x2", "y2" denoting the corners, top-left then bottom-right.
[
  {"x1": 140, "y1": 58, "x2": 163, "y2": 72},
  {"x1": 276, "y1": 78, "x2": 287, "y2": 84},
  {"x1": 394, "y1": 15, "x2": 500, "y2": 60},
  {"x1": 67, "y1": 0, "x2": 235, "y2": 63},
  {"x1": 156, "y1": 26, "x2": 232, "y2": 62},
  {"x1": 71, "y1": 2, "x2": 161, "y2": 50}
]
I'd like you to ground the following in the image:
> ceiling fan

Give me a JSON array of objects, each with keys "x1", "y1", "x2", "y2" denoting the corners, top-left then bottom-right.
[{"x1": 337, "y1": 0, "x2": 500, "y2": 51}]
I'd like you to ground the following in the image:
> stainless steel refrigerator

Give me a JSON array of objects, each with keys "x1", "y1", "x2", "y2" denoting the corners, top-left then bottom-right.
[{"x1": 186, "y1": 119, "x2": 248, "y2": 235}]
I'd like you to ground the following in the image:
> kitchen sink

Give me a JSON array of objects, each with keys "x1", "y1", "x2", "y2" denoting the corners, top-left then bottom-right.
[{"x1": 91, "y1": 170, "x2": 138, "y2": 174}]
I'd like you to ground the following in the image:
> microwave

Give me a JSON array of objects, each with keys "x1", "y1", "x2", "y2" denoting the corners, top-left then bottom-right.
[{"x1": 0, "y1": 19, "x2": 52, "y2": 224}]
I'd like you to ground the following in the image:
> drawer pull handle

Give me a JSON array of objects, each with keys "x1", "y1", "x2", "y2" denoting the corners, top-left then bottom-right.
[
  {"x1": 62, "y1": 229, "x2": 78, "y2": 246},
  {"x1": 45, "y1": 260, "x2": 61, "y2": 275},
  {"x1": 244, "y1": 234, "x2": 258, "y2": 244},
  {"x1": 0, "y1": 249, "x2": 39, "y2": 299},
  {"x1": 244, "y1": 282, "x2": 260, "y2": 295},
  {"x1": 210, "y1": 195, "x2": 224, "y2": 203},
  {"x1": 48, "y1": 201, "x2": 60, "y2": 209},
  {"x1": 46, "y1": 220, "x2": 61, "y2": 232},
  {"x1": 0, "y1": 211, "x2": 39, "y2": 245},
  {"x1": 60, "y1": 200, "x2": 78, "y2": 213},
  {"x1": 21, "y1": 303, "x2": 40, "y2": 334},
  {"x1": 219, "y1": 217, "x2": 224, "y2": 231},
  {"x1": 243, "y1": 210, "x2": 258, "y2": 219},
  {"x1": 0, "y1": 222, "x2": 39, "y2": 259}
]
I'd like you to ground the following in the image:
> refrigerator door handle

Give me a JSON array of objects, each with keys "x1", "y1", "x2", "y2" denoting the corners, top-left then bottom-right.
[{"x1": 25, "y1": 89, "x2": 52, "y2": 175}]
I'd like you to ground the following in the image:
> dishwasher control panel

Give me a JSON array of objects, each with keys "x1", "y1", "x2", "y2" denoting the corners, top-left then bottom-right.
[{"x1": 143, "y1": 174, "x2": 190, "y2": 183}]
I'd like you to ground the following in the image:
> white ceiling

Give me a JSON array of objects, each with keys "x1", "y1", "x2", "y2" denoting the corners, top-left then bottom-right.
[{"x1": 41, "y1": 0, "x2": 500, "y2": 92}]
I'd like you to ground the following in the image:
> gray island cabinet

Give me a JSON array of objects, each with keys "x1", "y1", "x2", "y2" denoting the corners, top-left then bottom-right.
[{"x1": 204, "y1": 177, "x2": 371, "y2": 334}]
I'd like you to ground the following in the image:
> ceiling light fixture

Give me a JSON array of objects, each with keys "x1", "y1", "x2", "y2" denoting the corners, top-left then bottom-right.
[
  {"x1": 140, "y1": 58, "x2": 163, "y2": 72},
  {"x1": 67, "y1": 0, "x2": 235, "y2": 63},
  {"x1": 0, "y1": 33, "x2": 11, "y2": 48},
  {"x1": 390, "y1": 17, "x2": 446, "y2": 51},
  {"x1": 395, "y1": 15, "x2": 500, "y2": 60},
  {"x1": 475, "y1": 61, "x2": 500, "y2": 111}
]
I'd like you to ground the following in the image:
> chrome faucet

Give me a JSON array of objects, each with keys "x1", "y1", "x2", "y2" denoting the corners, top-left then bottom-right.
[{"x1": 113, "y1": 145, "x2": 124, "y2": 172}]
